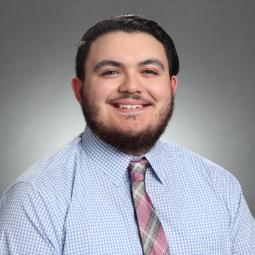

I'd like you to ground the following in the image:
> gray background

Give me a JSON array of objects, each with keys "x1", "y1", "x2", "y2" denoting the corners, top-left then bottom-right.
[{"x1": 0, "y1": 0, "x2": 254, "y2": 217}]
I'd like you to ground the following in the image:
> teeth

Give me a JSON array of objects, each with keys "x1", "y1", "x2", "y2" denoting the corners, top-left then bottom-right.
[{"x1": 119, "y1": 104, "x2": 142, "y2": 109}]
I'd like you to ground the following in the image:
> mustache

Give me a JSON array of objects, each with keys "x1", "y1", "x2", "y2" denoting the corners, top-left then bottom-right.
[{"x1": 108, "y1": 93, "x2": 153, "y2": 104}]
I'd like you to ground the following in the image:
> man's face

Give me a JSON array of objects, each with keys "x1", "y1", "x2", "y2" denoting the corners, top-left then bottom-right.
[{"x1": 72, "y1": 31, "x2": 177, "y2": 155}]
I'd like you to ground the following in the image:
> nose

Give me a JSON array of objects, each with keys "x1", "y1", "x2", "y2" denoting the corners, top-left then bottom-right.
[{"x1": 118, "y1": 72, "x2": 142, "y2": 94}]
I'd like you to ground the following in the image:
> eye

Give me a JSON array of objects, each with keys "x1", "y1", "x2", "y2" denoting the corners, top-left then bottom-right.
[
  {"x1": 101, "y1": 70, "x2": 119, "y2": 77},
  {"x1": 142, "y1": 69, "x2": 159, "y2": 76}
]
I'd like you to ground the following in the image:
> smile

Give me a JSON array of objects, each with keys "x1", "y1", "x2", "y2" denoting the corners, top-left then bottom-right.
[
  {"x1": 111, "y1": 103, "x2": 150, "y2": 110},
  {"x1": 109, "y1": 98, "x2": 152, "y2": 113},
  {"x1": 119, "y1": 104, "x2": 143, "y2": 109}
]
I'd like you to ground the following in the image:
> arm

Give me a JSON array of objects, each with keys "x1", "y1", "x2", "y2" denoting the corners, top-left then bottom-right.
[
  {"x1": 0, "y1": 182, "x2": 60, "y2": 255},
  {"x1": 230, "y1": 184, "x2": 255, "y2": 254}
]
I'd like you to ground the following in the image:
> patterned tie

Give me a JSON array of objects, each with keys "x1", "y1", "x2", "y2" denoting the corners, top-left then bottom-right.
[{"x1": 128, "y1": 158, "x2": 170, "y2": 255}]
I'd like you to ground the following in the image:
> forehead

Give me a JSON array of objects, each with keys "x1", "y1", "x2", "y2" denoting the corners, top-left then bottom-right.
[{"x1": 86, "y1": 31, "x2": 168, "y2": 67}]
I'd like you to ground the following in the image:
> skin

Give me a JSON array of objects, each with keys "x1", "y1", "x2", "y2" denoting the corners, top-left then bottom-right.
[{"x1": 72, "y1": 31, "x2": 177, "y2": 155}]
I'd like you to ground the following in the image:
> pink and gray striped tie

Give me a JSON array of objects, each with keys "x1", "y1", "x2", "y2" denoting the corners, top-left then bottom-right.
[{"x1": 128, "y1": 158, "x2": 170, "y2": 255}]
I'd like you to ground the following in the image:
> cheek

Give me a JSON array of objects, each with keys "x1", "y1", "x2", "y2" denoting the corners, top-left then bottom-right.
[
  {"x1": 85, "y1": 85, "x2": 111, "y2": 104},
  {"x1": 152, "y1": 85, "x2": 172, "y2": 103},
  {"x1": 86, "y1": 78, "x2": 118, "y2": 103}
]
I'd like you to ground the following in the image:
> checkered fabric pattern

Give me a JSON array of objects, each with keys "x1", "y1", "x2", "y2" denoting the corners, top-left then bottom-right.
[
  {"x1": 129, "y1": 158, "x2": 170, "y2": 255},
  {"x1": 0, "y1": 127, "x2": 254, "y2": 254}
]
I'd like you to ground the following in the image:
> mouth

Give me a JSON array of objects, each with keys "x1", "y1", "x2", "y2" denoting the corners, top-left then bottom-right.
[
  {"x1": 108, "y1": 98, "x2": 153, "y2": 115},
  {"x1": 112, "y1": 104, "x2": 149, "y2": 110}
]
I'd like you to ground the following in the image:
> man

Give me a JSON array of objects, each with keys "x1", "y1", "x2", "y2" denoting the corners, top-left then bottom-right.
[{"x1": 0, "y1": 15, "x2": 254, "y2": 254}]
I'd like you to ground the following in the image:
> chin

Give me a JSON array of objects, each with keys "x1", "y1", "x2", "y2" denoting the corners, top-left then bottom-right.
[{"x1": 116, "y1": 125, "x2": 148, "y2": 136}]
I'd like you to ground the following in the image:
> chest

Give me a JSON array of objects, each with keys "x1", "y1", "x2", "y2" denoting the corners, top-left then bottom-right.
[{"x1": 61, "y1": 177, "x2": 232, "y2": 254}]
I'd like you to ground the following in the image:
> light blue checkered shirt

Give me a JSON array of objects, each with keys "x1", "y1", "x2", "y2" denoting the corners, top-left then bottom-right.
[{"x1": 1, "y1": 127, "x2": 255, "y2": 254}]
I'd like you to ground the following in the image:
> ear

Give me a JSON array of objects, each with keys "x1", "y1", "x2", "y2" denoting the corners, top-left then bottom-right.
[
  {"x1": 71, "y1": 77, "x2": 83, "y2": 103},
  {"x1": 170, "y1": 75, "x2": 178, "y2": 94}
]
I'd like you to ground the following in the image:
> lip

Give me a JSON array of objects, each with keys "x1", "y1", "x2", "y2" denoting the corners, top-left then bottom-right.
[
  {"x1": 109, "y1": 98, "x2": 152, "y2": 105},
  {"x1": 109, "y1": 98, "x2": 152, "y2": 114}
]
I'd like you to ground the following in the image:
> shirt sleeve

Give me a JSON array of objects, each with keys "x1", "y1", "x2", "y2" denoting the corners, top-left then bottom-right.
[
  {"x1": 230, "y1": 182, "x2": 255, "y2": 254},
  {"x1": 0, "y1": 181, "x2": 61, "y2": 255}
]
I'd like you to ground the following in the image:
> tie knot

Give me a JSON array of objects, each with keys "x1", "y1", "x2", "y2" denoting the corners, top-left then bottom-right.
[{"x1": 128, "y1": 158, "x2": 149, "y2": 182}]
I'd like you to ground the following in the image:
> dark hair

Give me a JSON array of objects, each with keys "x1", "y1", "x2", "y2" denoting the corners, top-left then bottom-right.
[{"x1": 75, "y1": 14, "x2": 179, "y2": 81}]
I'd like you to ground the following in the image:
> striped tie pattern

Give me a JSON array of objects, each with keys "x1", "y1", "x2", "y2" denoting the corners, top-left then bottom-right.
[{"x1": 128, "y1": 158, "x2": 170, "y2": 255}]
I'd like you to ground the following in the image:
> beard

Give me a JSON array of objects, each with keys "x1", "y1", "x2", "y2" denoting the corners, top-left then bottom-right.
[{"x1": 80, "y1": 89, "x2": 175, "y2": 155}]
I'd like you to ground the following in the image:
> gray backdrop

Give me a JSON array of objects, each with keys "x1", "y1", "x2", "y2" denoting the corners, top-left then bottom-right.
[{"x1": 0, "y1": 0, "x2": 254, "y2": 217}]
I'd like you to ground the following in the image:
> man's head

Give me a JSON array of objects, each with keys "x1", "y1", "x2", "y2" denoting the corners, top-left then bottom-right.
[
  {"x1": 72, "y1": 15, "x2": 179, "y2": 155},
  {"x1": 75, "y1": 15, "x2": 179, "y2": 81}
]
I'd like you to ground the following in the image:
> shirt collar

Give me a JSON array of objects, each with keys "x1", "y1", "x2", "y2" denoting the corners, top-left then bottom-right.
[
  {"x1": 81, "y1": 127, "x2": 167, "y2": 186},
  {"x1": 145, "y1": 141, "x2": 168, "y2": 185}
]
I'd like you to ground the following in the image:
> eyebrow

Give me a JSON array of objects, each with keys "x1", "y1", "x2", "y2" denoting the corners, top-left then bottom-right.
[
  {"x1": 93, "y1": 58, "x2": 165, "y2": 72},
  {"x1": 94, "y1": 60, "x2": 123, "y2": 72},
  {"x1": 138, "y1": 59, "x2": 165, "y2": 70}
]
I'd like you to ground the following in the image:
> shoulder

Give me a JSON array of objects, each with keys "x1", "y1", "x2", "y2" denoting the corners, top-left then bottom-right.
[
  {"x1": 158, "y1": 141, "x2": 255, "y2": 249},
  {"x1": 1, "y1": 134, "x2": 84, "y2": 212},
  {"x1": 21, "y1": 135, "x2": 82, "y2": 183},
  {"x1": 0, "y1": 135, "x2": 85, "y2": 252},
  {"x1": 159, "y1": 140, "x2": 239, "y2": 183},
  {"x1": 158, "y1": 140, "x2": 243, "y2": 210}
]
